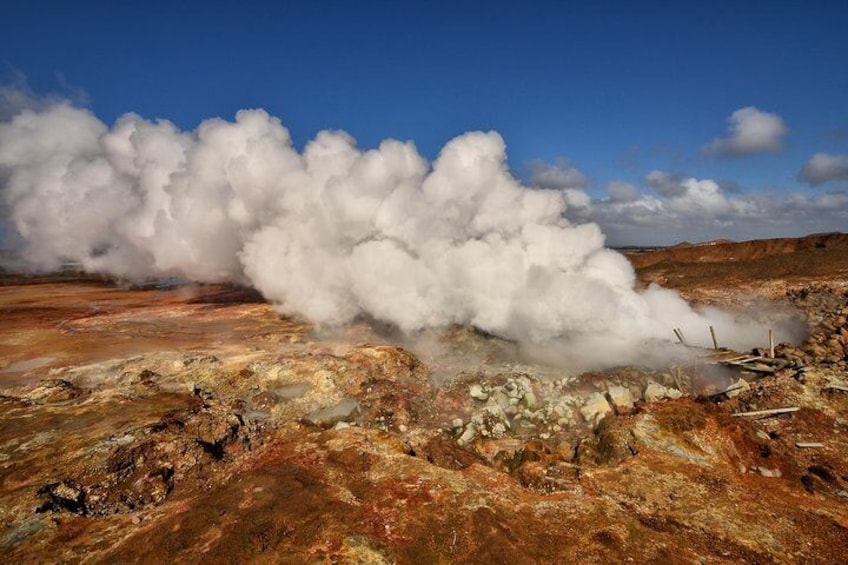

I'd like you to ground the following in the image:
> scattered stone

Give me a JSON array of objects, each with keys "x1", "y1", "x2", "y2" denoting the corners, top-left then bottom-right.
[
  {"x1": 469, "y1": 384, "x2": 489, "y2": 401},
  {"x1": 580, "y1": 392, "x2": 613, "y2": 428},
  {"x1": 757, "y1": 467, "x2": 782, "y2": 478},
  {"x1": 491, "y1": 423, "x2": 507, "y2": 439},
  {"x1": 643, "y1": 382, "x2": 683, "y2": 403},
  {"x1": 606, "y1": 385, "x2": 634, "y2": 415},
  {"x1": 522, "y1": 388, "x2": 538, "y2": 410},
  {"x1": 725, "y1": 378, "x2": 750, "y2": 399},
  {"x1": 37, "y1": 480, "x2": 86, "y2": 515},
  {"x1": 457, "y1": 424, "x2": 477, "y2": 446},
  {"x1": 250, "y1": 390, "x2": 278, "y2": 411}
]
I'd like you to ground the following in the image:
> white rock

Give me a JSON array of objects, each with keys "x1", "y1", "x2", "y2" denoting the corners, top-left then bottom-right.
[
  {"x1": 469, "y1": 384, "x2": 489, "y2": 401},
  {"x1": 458, "y1": 425, "x2": 477, "y2": 446},
  {"x1": 607, "y1": 385, "x2": 634, "y2": 414},
  {"x1": 643, "y1": 382, "x2": 683, "y2": 403},
  {"x1": 725, "y1": 378, "x2": 750, "y2": 399},
  {"x1": 580, "y1": 392, "x2": 613, "y2": 427}
]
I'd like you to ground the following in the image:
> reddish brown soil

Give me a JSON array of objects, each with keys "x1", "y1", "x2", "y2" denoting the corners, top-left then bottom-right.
[{"x1": 2, "y1": 235, "x2": 848, "y2": 563}]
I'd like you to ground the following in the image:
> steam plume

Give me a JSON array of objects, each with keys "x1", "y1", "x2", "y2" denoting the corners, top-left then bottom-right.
[{"x1": 0, "y1": 103, "x2": 801, "y2": 365}]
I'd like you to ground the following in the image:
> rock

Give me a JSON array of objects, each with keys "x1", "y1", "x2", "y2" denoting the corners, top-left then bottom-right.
[
  {"x1": 25, "y1": 379, "x2": 82, "y2": 404},
  {"x1": 630, "y1": 413, "x2": 708, "y2": 464},
  {"x1": 250, "y1": 390, "x2": 278, "y2": 411},
  {"x1": 38, "y1": 480, "x2": 86, "y2": 515},
  {"x1": 522, "y1": 389, "x2": 538, "y2": 410},
  {"x1": 758, "y1": 467, "x2": 782, "y2": 478},
  {"x1": 580, "y1": 392, "x2": 613, "y2": 427},
  {"x1": 643, "y1": 382, "x2": 682, "y2": 403},
  {"x1": 469, "y1": 384, "x2": 489, "y2": 401},
  {"x1": 457, "y1": 424, "x2": 477, "y2": 446},
  {"x1": 491, "y1": 423, "x2": 506, "y2": 439},
  {"x1": 503, "y1": 381, "x2": 521, "y2": 399},
  {"x1": 725, "y1": 378, "x2": 750, "y2": 399},
  {"x1": 606, "y1": 385, "x2": 634, "y2": 415}
]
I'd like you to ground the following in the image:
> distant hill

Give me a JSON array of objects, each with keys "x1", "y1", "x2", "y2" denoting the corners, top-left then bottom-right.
[
  {"x1": 622, "y1": 232, "x2": 848, "y2": 291},
  {"x1": 624, "y1": 232, "x2": 848, "y2": 269}
]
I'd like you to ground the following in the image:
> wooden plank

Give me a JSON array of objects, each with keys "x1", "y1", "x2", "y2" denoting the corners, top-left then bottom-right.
[
  {"x1": 721, "y1": 363, "x2": 776, "y2": 374},
  {"x1": 768, "y1": 329, "x2": 775, "y2": 358},
  {"x1": 732, "y1": 407, "x2": 800, "y2": 418},
  {"x1": 724, "y1": 356, "x2": 765, "y2": 364}
]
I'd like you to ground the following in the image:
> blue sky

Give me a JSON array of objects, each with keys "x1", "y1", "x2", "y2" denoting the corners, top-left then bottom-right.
[{"x1": 2, "y1": 0, "x2": 848, "y2": 244}]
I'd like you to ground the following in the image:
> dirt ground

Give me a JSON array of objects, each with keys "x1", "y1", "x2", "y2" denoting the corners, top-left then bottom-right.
[{"x1": 2, "y1": 234, "x2": 848, "y2": 564}]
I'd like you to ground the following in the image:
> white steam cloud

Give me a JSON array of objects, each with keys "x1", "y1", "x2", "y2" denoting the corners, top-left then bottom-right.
[{"x1": 0, "y1": 102, "x2": 800, "y2": 366}]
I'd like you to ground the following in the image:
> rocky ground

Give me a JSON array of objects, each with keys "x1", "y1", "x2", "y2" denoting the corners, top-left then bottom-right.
[{"x1": 2, "y1": 234, "x2": 848, "y2": 563}]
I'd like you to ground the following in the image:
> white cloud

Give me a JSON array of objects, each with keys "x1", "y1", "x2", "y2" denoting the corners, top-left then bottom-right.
[
  {"x1": 799, "y1": 153, "x2": 848, "y2": 186},
  {"x1": 566, "y1": 170, "x2": 848, "y2": 246},
  {"x1": 703, "y1": 106, "x2": 788, "y2": 157},
  {"x1": 607, "y1": 181, "x2": 639, "y2": 203},
  {"x1": 527, "y1": 158, "x2": 587, "y2": 190},
  {"x1": 645, "y1": 170, "x2": 687, "y2": 197}
]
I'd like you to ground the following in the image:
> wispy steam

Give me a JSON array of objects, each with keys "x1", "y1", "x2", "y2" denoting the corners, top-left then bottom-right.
[{"x1": 0, "y1": 101, "x2": 802, "y2": 366}]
